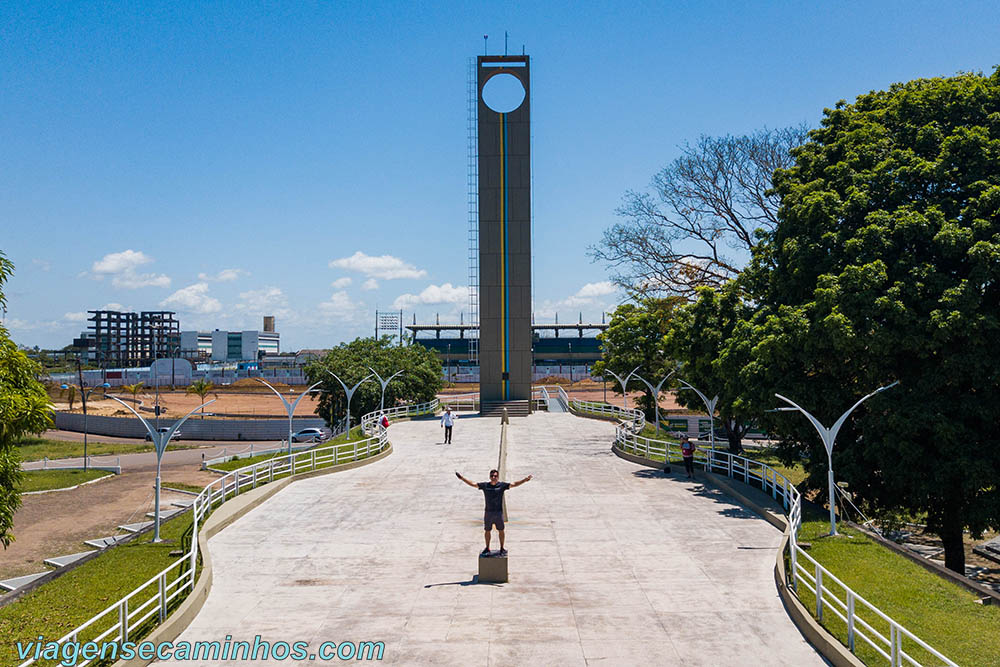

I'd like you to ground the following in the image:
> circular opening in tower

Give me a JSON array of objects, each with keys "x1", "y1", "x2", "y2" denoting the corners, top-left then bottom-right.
[{"x1": 482, "y1": 73, "x2": 525, "y2": 113}]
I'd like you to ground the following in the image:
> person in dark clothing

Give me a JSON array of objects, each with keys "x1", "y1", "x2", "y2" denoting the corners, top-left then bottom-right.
[
  {"x1": 456, "y1": 469, "x2": 532, "y2": 556},
  {"x1": 680, "y1": 436, "x2": 698, "y2": 478}
]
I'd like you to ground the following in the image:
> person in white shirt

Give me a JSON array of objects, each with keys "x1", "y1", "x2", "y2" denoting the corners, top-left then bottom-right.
[{"x1": 441, "y1": 407, "x2": 455, "y2": 443}]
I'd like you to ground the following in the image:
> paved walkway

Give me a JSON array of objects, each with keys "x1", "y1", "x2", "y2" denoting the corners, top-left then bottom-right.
[{"x1": 157, "y1": 413, "x2": 824, "y2": 666}]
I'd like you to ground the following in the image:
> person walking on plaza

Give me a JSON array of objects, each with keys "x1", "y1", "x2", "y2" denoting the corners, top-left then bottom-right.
[
  {"x1": 440, "y1": 406, "x2": 455, "y2": 443},
  {"x1": 456, "y1": 469, "x2": 532, "y2": 556},
  {"x1": 681, "y1": 435, "x2": 698, "y2": 478}
]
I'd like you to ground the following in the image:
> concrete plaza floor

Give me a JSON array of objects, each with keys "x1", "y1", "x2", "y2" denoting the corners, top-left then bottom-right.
[{"x1": 156, "y1": 412, "x2": 825, "y2": 666}]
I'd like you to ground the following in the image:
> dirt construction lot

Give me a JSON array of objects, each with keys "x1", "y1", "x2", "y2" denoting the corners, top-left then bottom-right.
[{"x1": 53, "y1": 388, "x2": 322, "y2": 418}]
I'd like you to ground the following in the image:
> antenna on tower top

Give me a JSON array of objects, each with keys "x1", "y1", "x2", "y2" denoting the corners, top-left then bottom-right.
[
  {"x1": 483, "y1": 34, "x2": 488, "y2": 55},
  {"x1": 504, "y1": 31, "x2": 508, "y2": 56}
]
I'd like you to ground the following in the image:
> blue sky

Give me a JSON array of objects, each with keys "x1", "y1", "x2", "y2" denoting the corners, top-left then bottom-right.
[{"x1": 2, "y1": 1, "x2": 998, "y2": 351}]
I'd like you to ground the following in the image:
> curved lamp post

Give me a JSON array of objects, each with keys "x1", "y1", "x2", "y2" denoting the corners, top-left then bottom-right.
[
  {"x1": 633, "y1": 369, "x2": 676, "y2": 434},
  {"x1": 605, "y1": 366, "x2": 640, "y2": 411},
  {"x1": 368, "y1": 367, "x2": 404, "y2": 415},
  {"x1": 60, "y1": 379, "x2": 111, "y2": 470},
  {"x1": 774, "y1": 380, "x2": 899, "y2": 536},
  {"x1": 677, "y1": 379, "x2": 719, "y2": 452},
  {"x1": 324, "y1": 371, "x2": 374, "y2": 437},
  {"x1": 106, "y1": 395, "x2": 215, "y2": 542},
  {"x1": 255, "y1": 378, "x2": 323, "y2": 455}
]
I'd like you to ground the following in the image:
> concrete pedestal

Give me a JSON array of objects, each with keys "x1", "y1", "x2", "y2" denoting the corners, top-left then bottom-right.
[{"x1": 478, "y1": 554, "x2": 508, "y2": 583}]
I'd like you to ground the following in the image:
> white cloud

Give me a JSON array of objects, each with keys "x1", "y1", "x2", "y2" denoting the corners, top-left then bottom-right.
[
  {"x1": 576, "y1": 281, "x2": 616, "y2": 298},
  {"x1": 329, "y1": 251, "x2": 426, "y2": 280},
  {"x1": 199, "y1": 268, "x2": 249, "y2": 282},
  {"x1": 90, "y1": 249, "x2": 170, "y2": 289},
  {"x1": 237, "y1": 287, "x2": 286, "y2": 312},
  {"x1": 92, "y1": 250, "x2": 151, "y2": 274},
  {"x1": 64, "y1": 312, "x2": 88, "y2": 322},
  {"x1": 101, "y1": 302, "x2": 125, "y2": 311},
  {"x1": 331, "y1": 277, "x2": 352, "y2": 289},
  {"x1": 563, "y1": 281, "x2": 618, "y2": 307},
  {"x1": 393, "y1": 283, "x2": 466, "y2": 310},
  {"x1": 361, "y1": 278, "x2": 379, "y2": 291},
  {"x1": 160, "y1": 283, "x2": 221, "y2": 314},
  {"x1": 318, "y1": 291, "x2": 361, "y2": 320},
  {"x1": 32, "y1": 259, "x2": 51, "y2": 271}
]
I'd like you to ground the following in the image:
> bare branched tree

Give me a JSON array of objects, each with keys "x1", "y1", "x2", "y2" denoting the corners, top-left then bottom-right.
[{"x1": 591, "y1": 125, "x2": 808, "y2": 299}]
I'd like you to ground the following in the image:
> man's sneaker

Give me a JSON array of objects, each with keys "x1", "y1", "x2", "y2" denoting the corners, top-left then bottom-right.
[
  {"x1": 498, "y1": 548, "x2": 508, "y2": 557},
  {"x1": 480, "y1": 548, "x2": 491, "y2": 557}
]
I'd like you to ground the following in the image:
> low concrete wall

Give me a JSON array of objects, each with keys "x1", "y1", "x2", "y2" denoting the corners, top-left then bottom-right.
[{"x1": 53, "y1": 411, "x2": 326, "y2": 441}]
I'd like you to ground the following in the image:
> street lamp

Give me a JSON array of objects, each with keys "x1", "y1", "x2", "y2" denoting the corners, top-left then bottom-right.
[
  {"x1": 168, "y1": 345, "x2": 181, "y2": 388},
  {"x1": 368, "y1": 367, "x2": 404, "y2": 415},
  {"x1": 677, "y1": 379, "x2": 719, "y2": 452},
  {"x1": 255, "y1": 378, "x2": 323, "y2": 455},
  {"x1": 633, "y1": 369, "x2": 676, "y2": 434},
  {"x1": 324, "y1": 370, "x2": 374, "y2": 437},
  {"x1": 106, "y1": 395, "x2": 215, "y2": 542},
  {"x1": 605, "y1": 366, "x2": 640, "y2": 411},
  {"x1": 774, "y1": 381, "x2": 898, "y2": 536},
  {"x1": 568, "y1": 341, "x2": 573, "y2": 383},
  {"x1": 60, "y1": 375, "x2": 111, "y2": 471}
]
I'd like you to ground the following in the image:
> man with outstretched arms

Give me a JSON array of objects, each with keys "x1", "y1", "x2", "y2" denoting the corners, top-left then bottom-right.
[{"x1": 456, "y1": 469, "x2": 532, "y2": 556}]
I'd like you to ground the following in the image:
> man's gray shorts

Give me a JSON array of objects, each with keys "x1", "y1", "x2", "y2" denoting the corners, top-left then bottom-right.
[{"x1": 484, "y1": 511, "x2": 504, "y2": 531}]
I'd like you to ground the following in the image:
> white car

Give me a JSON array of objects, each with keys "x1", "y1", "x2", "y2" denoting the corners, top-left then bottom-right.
[
  {"x1": 145, "y1": 427, "x2": 181, "y2": 441},
  {"x1": 291, "y1": 428, "x2": 327, "y2": 443}
]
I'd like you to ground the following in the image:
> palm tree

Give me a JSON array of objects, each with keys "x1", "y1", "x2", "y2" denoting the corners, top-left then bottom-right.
[
  {"x1": 121, "y1": 382, "x2": 144, "y2": 407},
  {"x1": 187, "y1": 379, "x2": 214, "y2": 418}
]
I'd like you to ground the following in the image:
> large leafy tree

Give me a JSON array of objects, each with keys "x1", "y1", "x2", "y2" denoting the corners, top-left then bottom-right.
[
  {"x1": 664, "y1": 284, "x2": 755, "y2": 453},
  {"x1": 740, "y1": 69, "x2": 1000, "y2": 573},
  {"x1": 305, "y1": 337, "x2": 442, "y2": 430},
  {"x1": 0, "y1": 252, "x2": 53, "y2": 547},
  {"x1": 591, "y1": 298, "x2": 683, "y2": 418}
]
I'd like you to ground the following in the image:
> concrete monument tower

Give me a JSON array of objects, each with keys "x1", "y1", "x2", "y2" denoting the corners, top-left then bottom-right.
[{"x1": 477, "y1": 54, "x2": 531, "y2": 404}]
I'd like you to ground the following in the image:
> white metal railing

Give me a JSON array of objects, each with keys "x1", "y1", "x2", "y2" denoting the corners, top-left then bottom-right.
[
  {"x1": 17, "y1": 404, "x2": 402, "y2": 667},
  {"x1": 612, "y1": 425, "x2": 956, "y2": 667},
  {"x1": 437, "y1": 393, "x2": 477, "y2": 412},
  {"x1": 360, "y1": 398, "x2": 440, "y2": 435},
  {"x1": 569, "y1": 399, "x2": 646, "y2": 432}
]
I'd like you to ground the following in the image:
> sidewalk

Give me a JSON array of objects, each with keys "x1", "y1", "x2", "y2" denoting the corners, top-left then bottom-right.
[{"x1": 155, "y1": 413, "x2": 823, "y2": 666}]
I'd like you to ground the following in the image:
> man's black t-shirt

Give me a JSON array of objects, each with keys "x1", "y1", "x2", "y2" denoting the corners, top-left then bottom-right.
[{"x1": 477, "y1": 481, "x2": 510, "y2": 513}]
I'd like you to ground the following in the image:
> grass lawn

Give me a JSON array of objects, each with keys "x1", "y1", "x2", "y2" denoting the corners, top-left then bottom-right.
[
  {"x1": 792, "y1": 505, "x2": 1000, "y2": 666},
  {"x1": 17, "y1": 437, "x2": 198, "y2": 463},
  {"x1": 160, "y1": 481, "x2": 204, "y2": 493},
  {"x1": 0, "y1": 512, "x2": 193, "y2": 667},
  {"x1": 20, "y1": 469, "x2": 113, "y2": 493},
  {"x1": 209, "y1": 426, "x2": 381, "y2": 473},
  {"x1": 742, "y1": 446, "x2": 808, "y2": 487}
]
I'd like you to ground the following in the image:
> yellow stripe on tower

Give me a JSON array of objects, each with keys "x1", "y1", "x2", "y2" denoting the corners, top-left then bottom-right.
[{"x1": 499, "y1": 112, "x2": 506, "y2": 398}]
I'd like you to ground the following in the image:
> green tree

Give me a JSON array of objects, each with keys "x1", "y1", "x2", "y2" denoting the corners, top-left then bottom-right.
[
  {"x1": 185, "y1": 380, "x2": 213, "y2": 418},
  {"x1": 591, "y1": 298, "x2": 683, "y2": 419},
  {"x1": 305, "y1": 337, "x2": 443, "y2": 430},
  {"x1": 0, "y1": 251, "x2": 53, "y2": 547},
  {"x1": 740, "y1": 69, "x2": 1000, "y2": 573},
  {"x1": 664, "y1": 283, "x2": 755, "y2": 453}
]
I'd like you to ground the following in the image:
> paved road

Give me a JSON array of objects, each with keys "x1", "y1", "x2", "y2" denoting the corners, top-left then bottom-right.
[{"x1": 157, "y1": 413, "x2": 824, "y2": 666}]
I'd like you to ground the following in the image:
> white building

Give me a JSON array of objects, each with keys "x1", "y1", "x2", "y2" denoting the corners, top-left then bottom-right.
[{"x1": 180, "y1": 318, "x2": 280, "y2": 363}]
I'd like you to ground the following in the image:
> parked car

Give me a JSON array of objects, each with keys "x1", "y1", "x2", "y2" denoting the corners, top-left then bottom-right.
[
  {"x1": 145, "y1": 427, "x2": 181, "y2": 441},
  {"x1": 291, "y1": 428, "x2": 327, "y2": 443}
]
